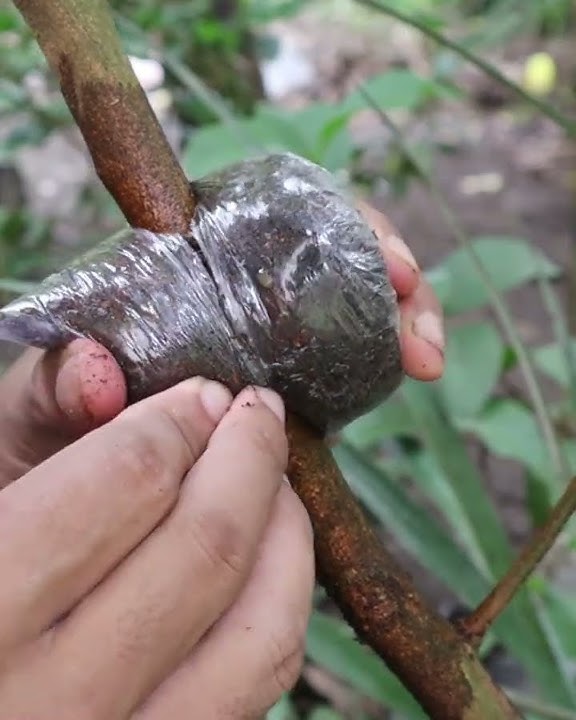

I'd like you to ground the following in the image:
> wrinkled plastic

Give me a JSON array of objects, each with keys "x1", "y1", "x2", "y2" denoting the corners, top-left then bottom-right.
[{"x1": 0, "y1": 152, "x2": 402, "y2": 431}]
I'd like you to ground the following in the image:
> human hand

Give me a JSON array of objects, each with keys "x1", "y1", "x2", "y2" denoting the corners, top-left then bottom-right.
[
  {"x1": 0, "y1": 378, "x2": 314, "y2": 719},
  {"x1": 356, "y1": 200, "x2": 444, "y2": 381},
  {"x1": 0, "y1": 202, "x2": 444, "y2": 486}
]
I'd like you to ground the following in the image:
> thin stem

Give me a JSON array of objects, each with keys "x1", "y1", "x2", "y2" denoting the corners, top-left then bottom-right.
[
  {"x1": 462, "y1": 477, "x2": 576, "y2": 640},
  {"x1": 354, "y1": 0, "x2": 576, "y2": 137},
  {"x1": 360, "y1": 87, "x2": 568, "y2": 489}
]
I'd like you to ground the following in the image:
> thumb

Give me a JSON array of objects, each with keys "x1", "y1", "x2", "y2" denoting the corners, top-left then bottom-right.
[{"x1": 0, "y1": 339, "x2": 126, "y2": 487}]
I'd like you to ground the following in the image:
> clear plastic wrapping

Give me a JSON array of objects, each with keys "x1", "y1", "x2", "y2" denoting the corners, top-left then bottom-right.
[{"x1": 0, "y1": 152, "x2": 402, "y2": 431}]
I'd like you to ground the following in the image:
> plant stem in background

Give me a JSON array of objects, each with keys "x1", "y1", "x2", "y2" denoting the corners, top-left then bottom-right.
[
  {"x1": 460, "y1": 476, "x2": 576, "y2": 642},
  {"x1": 361, "y1": 88, "x2": 569, "y2": 489},
  {"x1": 354, "y1": 0, "x2": 576, "y2": 137},
  {"x1": 11, "y1": 1, "x2": 526, "y2": 716},
  {"x1": 13, "y1": 0, "x2": 194, "y2": 234}
]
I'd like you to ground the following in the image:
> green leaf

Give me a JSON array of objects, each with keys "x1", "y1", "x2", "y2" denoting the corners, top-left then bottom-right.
[
  {"x1": 343, "y1": 70, "x2": 436, "y2": 113},
  {"x1": 342, "y1": 395, "x2": 414, "y2": 449},
  {"x1": 401, "y1": 387, "x2": 575, "y2": 704},
  {"x1": 0, "y1": 81, "x2": 27, "y2": 115},
  {"x1": 182, "y1": 122, "x2": 255, "y2": 178},
  {"x1": 430, "y1": 237, "x2": 560, "y2": 315},
  {"x1": 308, "y1": 708, "x2": 347, "y2": 720},
  {"x1": 404, "y1": 448, "x2": 494, "y2": 572},
  {"x1": 529, "y1": 595, "x2": 576, "y2": 706},
  {"x1": 402, "y1": 379, "x2": 511, "y2": 578},
  {"x1": 439, "y1": 322, "x2": 504, "y2": 418},
  {"x1": 267, "y1": 694, "x2": 298, "y2": 720},
  {"x1": 460, "y1": 399, "x2": 553, "y2": 494},
  {"x1": 247, "y1": 0, "x2": 308, "y2": 23},
  {"x1": 534, "y1": 339, "x2": 576, "y2": 387},
  {"x1": 540, "y1": 586, "x2": 576, "y2": 661},
  {"x1": 306, "y1": 612, "x2": 426, "y2": 719},
  {"x1": 0, "y1": 8, "x2": 21, "y2": 31},
  {"x1": 182, "y1": 105, "x2": 323, "y2": 179},
  {"x1": 525, "y1": 470, "x2": 554, "y2": 526},
  {"x1": 257, "y1": 108, "x2": 314, "y2": 156},
  {"x1": 306, "y1": 106, "x2": 355, "y2": 169},
  {"x1": 334, "y1": 443, "x2": 490, "y2": 605}
]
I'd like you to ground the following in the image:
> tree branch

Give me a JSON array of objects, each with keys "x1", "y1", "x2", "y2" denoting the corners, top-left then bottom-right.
[
  {"x1": 288, "y1": 417, "x2": 522, "y2": 720},
  {"x1": 461, "y1": 476, "x2": 576, "y2": 642}
]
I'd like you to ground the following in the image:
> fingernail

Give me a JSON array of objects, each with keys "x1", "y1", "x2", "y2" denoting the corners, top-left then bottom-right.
[
  {"x1": 199, "y1": 380, "x2": 233, "y2": 422},
  {"x1": 387, "y1": 233, "x2": 419, "y2": 273},
  {"x1": 55, "y1": 353, "x2": 90, "y2": 422},
  {"x1": 413, "y1": 311, "x2": 445, "y2": 353},
  {"x1": 255, "y1": 387, "x2": 285, "y2": 423}
]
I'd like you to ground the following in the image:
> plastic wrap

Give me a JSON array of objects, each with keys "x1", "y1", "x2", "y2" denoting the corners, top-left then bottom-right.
[{"x1": 0, "y1": 152, "x2": 402, "y2": 431}]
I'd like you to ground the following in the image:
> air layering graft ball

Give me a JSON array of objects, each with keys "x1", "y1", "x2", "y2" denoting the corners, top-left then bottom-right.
[{"x1": 0, "y1": 152, "x2": 403, "y2": 432}]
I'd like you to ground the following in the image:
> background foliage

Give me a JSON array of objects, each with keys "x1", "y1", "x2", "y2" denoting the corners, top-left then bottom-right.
[{"x1": 1, "y1": 1, "x2": 576, "y2": 718}]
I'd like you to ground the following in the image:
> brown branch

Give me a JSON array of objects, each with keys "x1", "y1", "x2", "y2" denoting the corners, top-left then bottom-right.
[
  {"x1": 13, "y1": 0, "x2": 194, "y2": 234},
  {"x1": 288, "y1": 417, "x2": 522, "y2": 720},
  {"x1": 461, "y1": 476, "x2": 576, "y2": 643},
  {"x1": 14, "y1": 1, "x2": 525, "y2": 717}
]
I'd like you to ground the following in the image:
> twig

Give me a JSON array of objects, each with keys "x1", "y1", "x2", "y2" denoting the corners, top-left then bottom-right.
[
  {"x1": 13, "y1": 0, "x2": 194, "y2": 234},
  {"x1": 461, "y1": 477, "x2": 576, "y2": 641},
  {"x1": 14, "y1": 2, "x2": 525, "y2": 717},
  {"x1": 360, "y1": 87, "x2": 568, "y2": 489},
  {"x1": 354, "y1": 0, "x2": 576, "y2": 137}
]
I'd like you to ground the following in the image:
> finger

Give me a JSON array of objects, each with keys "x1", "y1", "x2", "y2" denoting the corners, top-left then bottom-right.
[
  {"x1": 0, "y1": 377, "x2": 231, "y2": 655},
  {"x1": 135, "y1": 484, "x2": 315, "y2": 720},
  {"x1": 25, "y1": 387, "x2": 287, "y2": 719},
  {"x1": 356, "y1": 199, "x2": 420, "y2": 298},
  {"x1": 399, "y1": 278, "x2": 445, "y2": 381},
  {"x1": 0, "y1": 340, "x2": 126, "y2": 487}
]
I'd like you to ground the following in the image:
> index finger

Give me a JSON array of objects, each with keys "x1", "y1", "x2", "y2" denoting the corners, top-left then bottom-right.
[{"x1": 0, "y1": 376, "x2": 232, "y2": 654}]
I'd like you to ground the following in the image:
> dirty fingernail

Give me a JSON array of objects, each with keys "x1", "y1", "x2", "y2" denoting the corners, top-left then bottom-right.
[
  {"x1": 200, "y1": 380, "x2": 233, "y2": 422},
  {"x1": 413, "y1": 311, "x2": 445, "y2": 353},
  {"x1": 55, "y1": 354, "x2": 89, "y2": 422},
  {"x1": 255, "y1": 387, "x2": 285, "y2": 423},
  {"x1": 387, "y1": 233, "x2": 419, "y2": 273}
]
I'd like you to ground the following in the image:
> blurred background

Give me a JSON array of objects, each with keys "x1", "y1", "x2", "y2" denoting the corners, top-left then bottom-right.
[{"x1": 1, "y1": 1, "x2": 576, "y2": 718}]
